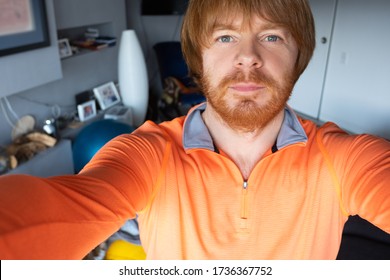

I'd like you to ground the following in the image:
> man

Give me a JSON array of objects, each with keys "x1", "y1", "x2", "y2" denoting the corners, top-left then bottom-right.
[{"x1": 0, "y1": 0, "x2": 389, "y2": 259}]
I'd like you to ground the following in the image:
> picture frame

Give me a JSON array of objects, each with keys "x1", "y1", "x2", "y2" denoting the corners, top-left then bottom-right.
[
  {"x1": 58, "y1": 38, "x2": 72, "y2": 58},
  {"x1": 77, "y1": 100, "x2": 97, "y2": 122},
  {"x1": 0, "y1": 0, "x2": 50, "y2": 57},
  {"x1": 93, "y1": 81, "x2": 121, "y2": 110}
]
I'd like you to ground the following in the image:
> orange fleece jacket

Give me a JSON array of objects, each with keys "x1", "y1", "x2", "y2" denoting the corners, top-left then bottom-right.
[{"x1": 0, "y1": 104, "x2": 389, "y2": 259}]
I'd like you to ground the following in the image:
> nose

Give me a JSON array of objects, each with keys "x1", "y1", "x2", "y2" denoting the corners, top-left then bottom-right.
[{"x1": 235, "y1": 39, "x2": 262, "y2": 70}]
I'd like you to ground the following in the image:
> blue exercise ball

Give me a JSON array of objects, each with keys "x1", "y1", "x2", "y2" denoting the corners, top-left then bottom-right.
[{"x1": 72, "y1": 119, "x2": 134, "y2": 173}]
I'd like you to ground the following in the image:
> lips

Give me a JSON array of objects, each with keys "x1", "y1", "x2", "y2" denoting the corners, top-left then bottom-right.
[{"x1": 229, "y1": 83, "x2": 266, "y2": 92}]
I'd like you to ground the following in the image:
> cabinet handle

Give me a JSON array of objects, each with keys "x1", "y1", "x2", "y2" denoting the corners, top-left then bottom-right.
[{"x1": 321, "y1": 37, "x2": 328, "y2": 44}]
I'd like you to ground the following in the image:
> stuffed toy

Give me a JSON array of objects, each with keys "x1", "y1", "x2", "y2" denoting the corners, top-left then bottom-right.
[{"x1": 3, "y1": 131, "x2": 57, "y2": 172}]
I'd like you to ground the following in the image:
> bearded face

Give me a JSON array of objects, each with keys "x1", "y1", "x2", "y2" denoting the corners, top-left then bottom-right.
[{"x1": 200, "y1": 69, "x2": 295, "y2": 132}]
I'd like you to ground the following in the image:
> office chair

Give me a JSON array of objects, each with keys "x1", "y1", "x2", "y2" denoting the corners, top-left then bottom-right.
[{"x1": 153, "y1": 41, "x2": 205, "y2": 119}]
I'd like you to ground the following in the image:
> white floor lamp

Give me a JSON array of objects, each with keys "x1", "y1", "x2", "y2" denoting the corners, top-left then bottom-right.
[{"x1": 118, "y1": 30, "x2": 149, "y2": 127}]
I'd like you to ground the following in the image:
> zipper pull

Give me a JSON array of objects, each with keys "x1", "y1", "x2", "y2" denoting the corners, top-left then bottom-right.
[{"x1": 240, "y1": 181, "x2": 248, "y2": 219}]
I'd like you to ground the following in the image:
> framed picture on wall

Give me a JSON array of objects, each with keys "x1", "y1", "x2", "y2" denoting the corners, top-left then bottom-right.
[
  {"x1": 93, "y1": 81, "x2": 121, "y2": 110},
  {"x1": 77, "y1": 100, "x2": 97, "y2": 122},
  {"x1": 0, "y1": 0, "x2": 50, "y2": 57}
]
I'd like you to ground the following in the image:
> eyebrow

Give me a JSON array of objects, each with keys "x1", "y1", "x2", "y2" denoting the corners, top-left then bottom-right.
[{"x1": 213, "y1": 21, "x2": 285, "y2": 33}]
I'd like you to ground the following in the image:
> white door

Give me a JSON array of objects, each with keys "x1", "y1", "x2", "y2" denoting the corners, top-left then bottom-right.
[
  {"x1": 289, "y1": 0, "x2": 337, "y2": 119},
  {"x1": 319, "y1": 0, "x2": 390, "y2": 139}
]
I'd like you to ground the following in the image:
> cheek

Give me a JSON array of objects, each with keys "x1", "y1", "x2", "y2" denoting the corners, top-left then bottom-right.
[
  {"x1": 267, "y1": 52, "x2": 298, "y2": 83},
  {"x1": 282, "y1": 47, "x2": 299, "y2": 76},
  {"x1": 202, "y1": 56, "x2": 219, "y2": 87},
  {"x1": 201, "y1": 52, "x2": 212, "y2": 73},
  {"x1": 284, "y1": 52, "x2": 298, "y2": 73},
  {"x1": 202, "y1": 51, "x2": 233, "y2": 86}
]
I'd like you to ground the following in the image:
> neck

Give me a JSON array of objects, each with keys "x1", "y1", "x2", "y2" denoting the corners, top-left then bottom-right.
[{"x1": 202, "y1": 105, "x2": 285, "y2": 179}]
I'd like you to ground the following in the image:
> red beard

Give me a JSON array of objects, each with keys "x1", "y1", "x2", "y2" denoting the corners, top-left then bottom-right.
[{"x1": 200, "y1": 70, "x2": 294, "y2": 132}]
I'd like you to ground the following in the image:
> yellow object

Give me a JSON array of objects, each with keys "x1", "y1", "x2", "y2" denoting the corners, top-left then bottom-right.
[{"x1": 105, "y1": 239, "x2": 146, "y2": 260}]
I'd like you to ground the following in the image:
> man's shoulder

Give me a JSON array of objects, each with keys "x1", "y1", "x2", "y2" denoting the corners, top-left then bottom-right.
[
  {"x1": 131, "y1": 117, "x2": 186, "y2": 144},
  {"x1": 298, "y1": 117, "x2": 348, "y2": 139},
  {"x1": 301, "y1": 118, "x2": 390, "y2": 155}
]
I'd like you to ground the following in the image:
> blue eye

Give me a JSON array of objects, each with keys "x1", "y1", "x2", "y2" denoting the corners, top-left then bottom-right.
[
  {"x1": 218, "y1": 35, "x2": 234, "y2": 43},
  {"x1": 264, "y1": 35, "x2": 280, "y2": 42}
]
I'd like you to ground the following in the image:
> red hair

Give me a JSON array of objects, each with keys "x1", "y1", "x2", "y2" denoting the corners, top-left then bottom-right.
[{"x1": 181, "y1": 0, "x2": 315, "y2": 83}]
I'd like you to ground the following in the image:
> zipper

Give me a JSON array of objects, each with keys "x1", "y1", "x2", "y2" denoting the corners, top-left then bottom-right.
[
  {"x1": 239, "y1": 180, "x2": 249, "y2": 230},
  {"x1": 240, "y1": 181, "x2": 248, "y2": 219}
]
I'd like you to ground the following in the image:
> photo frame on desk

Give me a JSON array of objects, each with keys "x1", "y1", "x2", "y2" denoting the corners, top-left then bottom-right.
[
  {"x1": 58, "y1": 38, "x2": 72, "y2": 58},
  {"x1": 77, "y1": 100, "x2": 97, "y2": 122},
  {"x1": 93, "y1": 81, "x2": 121, "y2": 110},
  {"x1": 0, "y1": 0, "x2": 50, "y2": 57}
]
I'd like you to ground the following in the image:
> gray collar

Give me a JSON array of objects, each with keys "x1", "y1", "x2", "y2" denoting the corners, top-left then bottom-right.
[{"x1": 183, "y1": 102, "x2": 308, "y2": 152}]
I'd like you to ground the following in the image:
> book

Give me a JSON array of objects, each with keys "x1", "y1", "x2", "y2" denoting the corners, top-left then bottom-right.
[
  {"x1": 95, "y1": 36, "x2": 117, "y2": 47},
  {"x1": 71, "y1": 38, "x2": 108, "y2": 50}
]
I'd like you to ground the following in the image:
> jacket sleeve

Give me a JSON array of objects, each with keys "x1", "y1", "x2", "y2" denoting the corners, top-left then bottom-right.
[
  {"x1": 320, "y1": 123, "x2": 390, "y2": 234},
  {"x1": 0, "y1": 124, "x2": 168, "y2": 259}
]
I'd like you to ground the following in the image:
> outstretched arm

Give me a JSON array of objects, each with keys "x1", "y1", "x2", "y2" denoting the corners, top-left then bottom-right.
[{"x1": 0, "y1": 128, "x2": 167, "y2": 259}]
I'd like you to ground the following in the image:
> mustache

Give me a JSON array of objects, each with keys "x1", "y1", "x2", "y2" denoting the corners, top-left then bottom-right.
[{"x1": 218, "y1": 70, "x2": 277, "y2": 89}]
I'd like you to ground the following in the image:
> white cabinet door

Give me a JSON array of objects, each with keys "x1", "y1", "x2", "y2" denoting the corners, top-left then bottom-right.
[
  {"x1": 319, "y1": 0, "x2": 390, "y2": 139},
  {"x1": 289, "y1": 0, "x2": 337, "y2": 119}
]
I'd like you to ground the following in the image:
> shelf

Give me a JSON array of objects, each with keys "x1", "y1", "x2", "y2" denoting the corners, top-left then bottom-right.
[
  {"x1": 60, "y1": 43, "x2": 115, "y2": 61},
  {"x1": 58, "y1": 22, "x2": 116, "y2": 60}
]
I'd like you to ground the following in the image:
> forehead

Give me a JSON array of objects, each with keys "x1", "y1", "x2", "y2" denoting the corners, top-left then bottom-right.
[
  {"x1": 213, "y1": 13, "x2": 284, "y2": 32},
  {"x1": 204, "y1": 1, "x2": 289, "y2": 35}
]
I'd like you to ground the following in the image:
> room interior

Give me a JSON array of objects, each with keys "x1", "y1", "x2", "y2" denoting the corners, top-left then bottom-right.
[{"x1": 0, "y1": 0, "x2": 389, "y2": 259}]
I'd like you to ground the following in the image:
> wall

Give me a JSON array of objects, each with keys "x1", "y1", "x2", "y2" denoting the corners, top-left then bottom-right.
[{"x1": 0, "y1": 0, "x2": 127, "y2": 146}]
